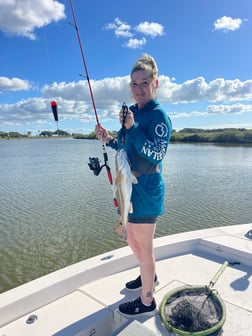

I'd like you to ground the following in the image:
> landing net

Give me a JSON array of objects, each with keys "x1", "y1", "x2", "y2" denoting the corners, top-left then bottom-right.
[
  {"x1": 160, "y1": 286, "x2": 225, "y2": 335},
  {"x1": 160, "y1": 262, "x2": 228, "y2": 336}
]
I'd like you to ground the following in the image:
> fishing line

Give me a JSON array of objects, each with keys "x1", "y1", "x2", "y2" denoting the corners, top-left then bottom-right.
[{"x1": 69, "y1": 0, "x2": 117, "y2": 207}]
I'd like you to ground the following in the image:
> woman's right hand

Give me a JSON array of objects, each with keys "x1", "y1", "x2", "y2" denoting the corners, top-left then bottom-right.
[{"x1": 95, "y1": 125, "x2": 111, "y2": 143}]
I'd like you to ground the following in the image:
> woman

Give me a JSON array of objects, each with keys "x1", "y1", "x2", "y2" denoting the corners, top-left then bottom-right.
[{"x1": 96, "y1": 54, "x2": 172, "y2": 316}]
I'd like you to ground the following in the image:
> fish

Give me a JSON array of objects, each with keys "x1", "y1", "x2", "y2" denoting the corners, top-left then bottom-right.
[{"x1": 114, "y1": 149, "x2": 138, "y2": 240}]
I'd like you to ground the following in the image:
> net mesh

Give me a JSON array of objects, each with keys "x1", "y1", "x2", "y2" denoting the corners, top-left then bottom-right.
[{"x1": 162, "y1": 286, "x2": 225, "y2": 335}]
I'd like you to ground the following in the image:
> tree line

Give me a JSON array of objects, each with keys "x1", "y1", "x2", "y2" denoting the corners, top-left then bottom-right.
[
  {"x1": 1, "y1": 128, "x2": 252, "y2": 144},
  {"x1": 170, "y1": 128, "x2": 252, "y2": 144}
]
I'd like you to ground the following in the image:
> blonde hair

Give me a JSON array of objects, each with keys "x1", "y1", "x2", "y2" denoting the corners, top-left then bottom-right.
[{"x1": 130, "y1": 54, "x2": 158, "y2": 80}]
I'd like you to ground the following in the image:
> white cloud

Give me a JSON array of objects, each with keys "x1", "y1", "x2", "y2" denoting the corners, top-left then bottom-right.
[
  {"x1": 0, "y1": 96, "x2": 92, "y2": 128},
  {"x1": 104, "y1": 18, "x2": 164, "y2": 49},
  {"x1": 158, "y1": 76, "x2": 252, "y2": 103},
  {"x1": 1, "y1": 75, "x2": 252, "y2": 129},
  {"x1": 42, "y1": 76, "x2": 252, "y2": 108},
  {"x1": 135, "y1": 22, "x2": 164, "y2": 37},
  {"x1": 104, "y1": 18, "x2": 132, "y2": 38},
  {"x1": 169, "y1": 103, "x2": 252, "y2": 119},
  {"x1": 124, "y1": 37, "x2": 146, "y2": 49},
  {"x1": 207, "y1": 103, "x2": 252, "y2": 115},
  {"x1": 0, "y1": 76, "x2": 31, "y2": 91},
  {"x1": 213, "y1": 16, "x2": 243, "y2": 32},
  {"x1": 0, "y1": 0, "x2": 66, "y2": 39},
  {"x1": 42, "y1": 76, "x2": 131, "y2": 108}
]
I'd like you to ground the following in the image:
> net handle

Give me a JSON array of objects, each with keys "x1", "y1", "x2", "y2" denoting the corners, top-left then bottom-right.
[{"x1": 209, "y1": 261, "x2": 228, "y2": 288}]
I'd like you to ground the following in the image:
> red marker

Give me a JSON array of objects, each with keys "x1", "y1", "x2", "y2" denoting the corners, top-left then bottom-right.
[{"x1": 50, "y1": 101, "x2": 58, "y2": 122}]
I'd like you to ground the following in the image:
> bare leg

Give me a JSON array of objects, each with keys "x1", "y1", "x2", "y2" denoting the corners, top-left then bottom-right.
[{"x1": 127, "y1": 222, "x2": 156, "y2": 305}]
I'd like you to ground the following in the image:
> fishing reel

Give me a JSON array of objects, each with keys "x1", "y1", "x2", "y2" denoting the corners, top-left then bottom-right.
[
  {"x1": 88, "y1": 157, "x2": 102, "y2": 176},
  {"x1": 88, "y1": 151, "x2": 110, "y2": 176},
  {"x1": 88, "y1": 153, "x2": 117, "y2": 206}
]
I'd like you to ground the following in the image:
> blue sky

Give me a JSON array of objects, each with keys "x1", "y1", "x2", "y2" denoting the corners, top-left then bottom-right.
[{"x1": 0, "y1": 0, "x2": 251, "y2": 135}]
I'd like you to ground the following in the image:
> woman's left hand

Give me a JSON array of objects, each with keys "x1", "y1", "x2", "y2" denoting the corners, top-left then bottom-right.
[{"x1": 119, "y1": 108, "x2": 134, "y2": 129}]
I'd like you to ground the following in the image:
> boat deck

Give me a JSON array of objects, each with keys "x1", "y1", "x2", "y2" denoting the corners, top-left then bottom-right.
[{"x1": 0, "y1": 223, "x2": 251, "y2": 335}]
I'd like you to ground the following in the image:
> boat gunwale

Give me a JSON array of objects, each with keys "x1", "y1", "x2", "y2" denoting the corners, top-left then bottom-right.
[{"x1": 0, "y1": 223, "x2": 251, "y2": 328}]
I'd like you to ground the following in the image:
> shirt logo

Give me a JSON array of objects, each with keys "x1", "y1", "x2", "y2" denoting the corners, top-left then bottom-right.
[{"x1": 155, "y1": 122, "x2": 168, "y2": 137}]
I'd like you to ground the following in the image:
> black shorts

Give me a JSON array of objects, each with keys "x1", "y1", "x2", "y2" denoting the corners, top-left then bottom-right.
[{"x1": 128, "y1": 215, "x2": 157, "y2": 224}]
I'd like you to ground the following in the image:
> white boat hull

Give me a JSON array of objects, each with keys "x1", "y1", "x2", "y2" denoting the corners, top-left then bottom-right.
[{"x1": 0, "y1": 223, "x2": 251, "y2": 335}]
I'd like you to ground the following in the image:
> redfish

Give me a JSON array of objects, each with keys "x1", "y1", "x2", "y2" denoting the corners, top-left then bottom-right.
[{"x1": 114, "y1": 149, "x2": 138, "y2": 239}]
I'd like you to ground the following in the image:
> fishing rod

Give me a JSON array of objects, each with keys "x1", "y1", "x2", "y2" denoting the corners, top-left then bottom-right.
[{"x1": 69, "y1": 0, "x2": 117, "y2": 207}]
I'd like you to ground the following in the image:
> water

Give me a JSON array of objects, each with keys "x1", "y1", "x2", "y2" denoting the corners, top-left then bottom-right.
[{"x1": 0, "y1": 139, "x2": 252, "y2": 293}]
